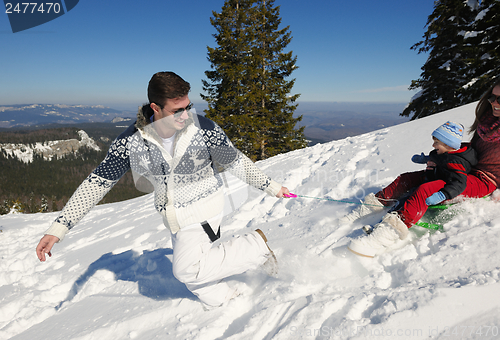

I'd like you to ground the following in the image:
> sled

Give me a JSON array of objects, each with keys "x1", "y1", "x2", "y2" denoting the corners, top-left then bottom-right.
[
  {"x1": 412, "y1": 194, "x2": 492, "y2": 231},
  {"x1": 414, "y1": 203, "x2": 456, "y2": 231}
]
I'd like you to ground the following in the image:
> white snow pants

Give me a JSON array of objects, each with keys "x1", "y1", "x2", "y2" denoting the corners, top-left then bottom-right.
[{"x1": 170, "y1": 213, "x2": 270, "y2": 307}]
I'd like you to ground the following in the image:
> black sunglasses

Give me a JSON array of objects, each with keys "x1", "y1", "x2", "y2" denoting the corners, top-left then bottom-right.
[
  {"x1": 171, "y1": 102, "x2": 193, "y2": 117},
  {"x1": 488, "y1": 94, "x2": 500, "y2": 105}
]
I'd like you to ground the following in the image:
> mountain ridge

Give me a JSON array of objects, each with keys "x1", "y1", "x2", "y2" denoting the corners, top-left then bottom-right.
[
  {"x1": 0, "y1": 104, "x2": 135, "y2": 128},
  {"x1": 0, "y1": 130, "x2": 100, "y2": 163}
]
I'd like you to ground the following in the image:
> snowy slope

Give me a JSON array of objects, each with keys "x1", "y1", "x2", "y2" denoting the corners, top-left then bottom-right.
[{"x1": 2, "y1": 102, "x2": 500, "y2": 340}]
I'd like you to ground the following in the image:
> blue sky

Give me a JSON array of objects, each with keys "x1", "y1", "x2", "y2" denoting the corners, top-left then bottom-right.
[{"x1": 0, "y1": 0, "x2": 435, "y2": 111}]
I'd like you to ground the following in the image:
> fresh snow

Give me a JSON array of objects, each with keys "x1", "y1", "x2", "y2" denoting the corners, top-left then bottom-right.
[{"x1": 2, "y1": 102, "x2": 500, "y2": 339}]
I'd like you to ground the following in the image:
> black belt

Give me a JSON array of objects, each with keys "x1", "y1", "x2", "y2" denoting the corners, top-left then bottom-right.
[{"x1": 201, "y1": 221, "x2": 221, "y2": 242}]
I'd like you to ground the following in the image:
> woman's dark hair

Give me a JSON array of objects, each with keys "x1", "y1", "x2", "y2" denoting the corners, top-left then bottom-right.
[{"x1": 470, "y1": 78, "x2": 500, "y2": 134}]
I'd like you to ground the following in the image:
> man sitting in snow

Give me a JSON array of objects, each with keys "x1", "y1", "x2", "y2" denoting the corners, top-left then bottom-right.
[
  {"x1": 36, "y1": 71, "x2": 289, "y2": 307},
  {"x1": 344, "y1": 121, "x2": 478, "y2": 257}
]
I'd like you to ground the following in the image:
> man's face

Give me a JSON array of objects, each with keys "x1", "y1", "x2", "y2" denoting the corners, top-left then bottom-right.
[{"x1": 151, "y1": 95, "x2": 191, "y2": 138}]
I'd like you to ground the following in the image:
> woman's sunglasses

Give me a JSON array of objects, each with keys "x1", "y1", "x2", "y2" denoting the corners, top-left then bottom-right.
[{"x1": 488, "y1": 94, "x2": 500, "y2": 105}]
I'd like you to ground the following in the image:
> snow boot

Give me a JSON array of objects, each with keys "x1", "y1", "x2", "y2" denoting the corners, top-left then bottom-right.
[
  {"x1": 256, "y1": 229, "x2": 278, "y2": 277},
  {"x1": 348, "y1": 212, "x2": 409, "y2": 257},
  {"x1": 340, "y1": 193, "x2": 385, "y2": 223}
]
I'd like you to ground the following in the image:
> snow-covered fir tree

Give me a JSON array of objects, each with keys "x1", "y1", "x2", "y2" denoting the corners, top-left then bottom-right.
[
  {"x1": 9, "y1": 199, "x2": 25, "y2": 214},
  {"x1": 403, "y1": 0, "x2": 479, "y2": 120},
  {"x1": 40, "y1": 195, "x2": 48, "y2": 213},
  {"x1": 460, "y1": 0, "x2": 500, "y2": 103}
]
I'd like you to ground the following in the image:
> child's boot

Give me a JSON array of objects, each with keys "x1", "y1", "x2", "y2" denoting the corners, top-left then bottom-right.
[{"x1": 340, "y1": 193, "x2": 385, "y2": 223}]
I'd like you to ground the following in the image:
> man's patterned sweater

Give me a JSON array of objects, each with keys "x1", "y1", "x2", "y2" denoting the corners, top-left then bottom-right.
[{"x1": 45, "y1": 109, "x2": 281, "y2": 241}]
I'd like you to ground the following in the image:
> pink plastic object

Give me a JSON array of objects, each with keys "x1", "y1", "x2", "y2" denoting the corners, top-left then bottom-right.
[{"x1": 283, "y1": 193, "x2": 297, "y2": 198}]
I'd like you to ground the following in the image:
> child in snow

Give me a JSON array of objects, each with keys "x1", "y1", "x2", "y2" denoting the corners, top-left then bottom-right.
[{"x1": 344, "y1": 121, "x2": 478, "y2": 257}]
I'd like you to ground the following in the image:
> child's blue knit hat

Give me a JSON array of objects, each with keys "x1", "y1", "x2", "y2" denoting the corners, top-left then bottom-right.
[{"x1": 432, "y1": 121, "x2": 464, "y2": 150}]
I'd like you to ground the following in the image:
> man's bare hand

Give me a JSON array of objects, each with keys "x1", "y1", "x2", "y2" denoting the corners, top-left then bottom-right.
[
  {"x1": 36, "y1": 235, "x2": 59, "y2": 262},
  {"x1": 276, "y1": 186, "x2": 290, "y2": 198}
]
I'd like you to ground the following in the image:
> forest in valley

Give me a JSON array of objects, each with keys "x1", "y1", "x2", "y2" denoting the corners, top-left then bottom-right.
[{"x1": 0, "y1": 124, "x2": 145, "y2": 215}]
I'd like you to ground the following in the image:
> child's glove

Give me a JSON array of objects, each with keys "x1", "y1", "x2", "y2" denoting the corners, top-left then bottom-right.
[
  {"x1": 426, "y1": 191, "x2": 446, "y2": 206},
  {"x1": 411, "y1": 152, "x2": 430, "y2": 164}
]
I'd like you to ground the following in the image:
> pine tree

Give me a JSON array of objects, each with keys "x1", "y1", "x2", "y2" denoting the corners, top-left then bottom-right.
[
  {"x1": 51, "y1": 195, "x2": 58, "y2": 212},
  {"x1": 403, "y1": 0, "x2": 479, "y2": 120},
  {"x1": 9, "y1": 199, "x2": 25, "y2": 214},
  {"x1": 0, "y1": 200, "x2": 9, "y2": 215},
  {"x1": 202, "y1": 0, "x2": 307, "y2": 161},
  {"x1": 28, "y1": 191, "x2": 39, "y2": 213},
  {"x1": 459, "y1": 0, "x2": 500, "y2": 103},
  {"x1": 40, "y1": 194, "x2": 48, "y2": 212}
]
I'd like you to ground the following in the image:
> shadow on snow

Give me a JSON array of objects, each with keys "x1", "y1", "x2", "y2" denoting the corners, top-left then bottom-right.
[{"x1": 56, "y1": 248, "x2": 195, "y2": 309}]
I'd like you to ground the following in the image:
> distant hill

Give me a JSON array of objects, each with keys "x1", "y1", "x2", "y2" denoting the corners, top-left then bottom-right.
[
  {"x1": 300, "y1": 111, "x2": 409, "y2": 143},
  {"x1": 0, "y1": 129, "x2": 100, "y2": 163},
  {"x1": 295, "y1": 102, "x2": 409, "y2": 144},
  {"x1": 0, "y1": 102, "x2": 409, "y2": 146},
  {"x1": 0, "y1": 104, "x2": 135, "y2": 128},
  {"x1": 0, "y1": 124, "x2": 145, "y2": 215}
]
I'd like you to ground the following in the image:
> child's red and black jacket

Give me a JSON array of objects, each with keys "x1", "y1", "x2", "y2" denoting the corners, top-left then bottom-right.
[{"x1": 426, "y1": 143, "x2": 478, "y2": 200}]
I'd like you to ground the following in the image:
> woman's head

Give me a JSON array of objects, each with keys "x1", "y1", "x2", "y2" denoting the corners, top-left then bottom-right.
[
  {"x1": 489, "y1": 83, "x2": 500, "y2": 118},
  {"x1": 470, "y1": 78, "x2": 500, "y2": 133}
]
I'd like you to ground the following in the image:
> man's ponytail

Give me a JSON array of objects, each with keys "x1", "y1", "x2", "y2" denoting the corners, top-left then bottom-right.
[{"x1": 142, "y1": 103, "x2": 154, "y2": 122}]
